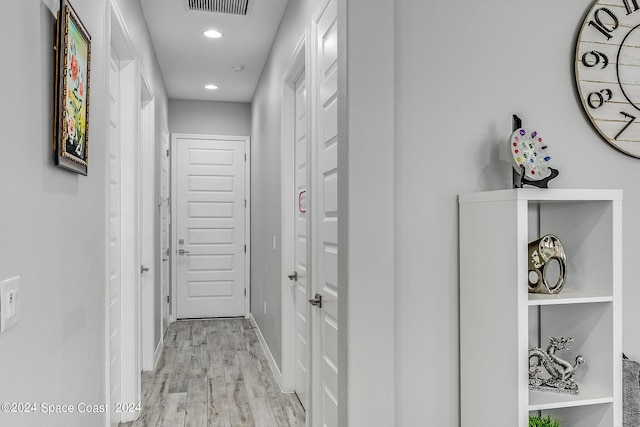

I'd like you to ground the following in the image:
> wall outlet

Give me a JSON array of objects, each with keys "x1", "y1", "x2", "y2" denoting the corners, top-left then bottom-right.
[
  {"x1": 1, "y1": 276, "x2": 20, "y2": 333},
  {"x1": 264, "y1": 301, "x2": 267, "y2": 314}
]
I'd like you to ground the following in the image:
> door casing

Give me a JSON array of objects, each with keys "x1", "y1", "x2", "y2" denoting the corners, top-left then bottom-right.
[
  {"x1": 281, "y1": 32, "x2": 309, "y2": 398},
  {"x1": 159, "y1": 119, "x2": 171, "y2": 338},
  {"x1": 106, "y1": 0, "x2": 142, "y2": 424}
]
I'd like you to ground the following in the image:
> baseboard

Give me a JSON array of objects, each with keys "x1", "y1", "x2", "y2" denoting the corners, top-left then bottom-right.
[
  {"x1": 153, "y1": 338, "x2": 163, "y2": 370},
  {"x1": 248, "y1": 313, "x2": 285, "y2": 392}
]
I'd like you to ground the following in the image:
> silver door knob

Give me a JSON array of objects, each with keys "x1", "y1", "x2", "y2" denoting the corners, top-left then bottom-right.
[
  {"x1": 140, "y1": 265, "x2": 150, "y2": 273},
  {"x1": 308, "y1": 293, "x2": 322, "y2": 308},
  {"x1": 178, "y1": 249, "x2": 190, "y2": 255},
  {"x1": 288, "y1": 271, "x2": 298, "y2": 281}
]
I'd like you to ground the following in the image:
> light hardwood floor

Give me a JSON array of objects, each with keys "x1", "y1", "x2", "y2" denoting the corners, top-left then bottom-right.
[{"x1": 120, "y1": 318, "x2": 305, "y2": 427}]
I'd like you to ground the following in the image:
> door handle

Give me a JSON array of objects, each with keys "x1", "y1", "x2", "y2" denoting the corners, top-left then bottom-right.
[
  {"x1": 178, "y1": 249, "x2": 190, "y2": 255},
  {"x1": 140, "y1": 265, "x2": 150, "y2": 273},
  {"x1": 308, "y1": 293, "x2": 322, "y2": 308},
  {"x1": 288, "y1": 271, "x2": 298, "y2": 281}
]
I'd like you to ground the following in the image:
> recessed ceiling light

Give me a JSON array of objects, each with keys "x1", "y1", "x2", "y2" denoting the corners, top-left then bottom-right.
[
  {"x1": 204, "y1": 29, "x2": 223, "y2": 39},
  {"x1": 205, "y1": 84, "x2": 218, "y2": 90}
]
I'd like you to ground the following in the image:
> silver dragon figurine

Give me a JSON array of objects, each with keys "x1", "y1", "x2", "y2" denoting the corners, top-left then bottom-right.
[{"x1": 529, "y1": 337, "x2": 585, "y2": 395}]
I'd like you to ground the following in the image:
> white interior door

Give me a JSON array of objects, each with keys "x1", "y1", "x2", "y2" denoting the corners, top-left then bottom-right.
[
  {"x1": 293, "y1": 69, "x2": 310, "y2": 410},
  {"x1": 108, "y1": 47, "x2": 122, "y2": 427},
  {"x1": 139, "y1": 74, "x2": 155, "y2": 372},
  {"x1": 160, "y1": 122, "x2": 170, "y2": 336},
  {"x1": 312, "y1": 0, "x2": 339, "y2": 425},
  {"x1": 173, "y1": 135, "x2": 247, "y2": 319}
]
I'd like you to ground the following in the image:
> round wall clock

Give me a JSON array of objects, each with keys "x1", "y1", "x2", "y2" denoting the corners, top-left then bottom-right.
[{"x1": 575, "y1": 0, "x2": 640, "y2": 158}]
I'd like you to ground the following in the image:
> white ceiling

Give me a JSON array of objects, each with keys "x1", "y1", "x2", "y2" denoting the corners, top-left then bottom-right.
[{"x1": 140, "y1": 0, "x2": 288, "y2": 103}]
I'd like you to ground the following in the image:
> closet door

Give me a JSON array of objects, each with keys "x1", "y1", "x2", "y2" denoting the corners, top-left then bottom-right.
[{"x1": 311, "y1": 0, "x2": 339, "y2": 425}]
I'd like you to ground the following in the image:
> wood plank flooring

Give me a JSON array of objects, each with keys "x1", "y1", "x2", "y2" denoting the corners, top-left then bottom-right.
[{"x1": 120, "y1": 318, "x2": 305, "y2": 427}]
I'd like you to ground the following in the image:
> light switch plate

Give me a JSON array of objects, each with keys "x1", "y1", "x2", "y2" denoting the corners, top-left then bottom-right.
[{"x1": 1, "y1": 276, "x2": 20, "y2": 333}]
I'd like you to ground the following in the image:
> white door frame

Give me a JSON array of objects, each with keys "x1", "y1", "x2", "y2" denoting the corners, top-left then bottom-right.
[
  {"x1": 170, "y1": 134, "x2": 251, "y2": 321},
  {"x1": 139, "y1": 68, "x2": 156, "y2": 372},
  {"x1": 280, "y1": 32, "x2": 310, "y2": 397},
  {"x1": 159, "y1": 118, "x2": 171, "y2": 343},
  {"x1": 105, "y1": 1, "x2": 141, "y2": 424}
]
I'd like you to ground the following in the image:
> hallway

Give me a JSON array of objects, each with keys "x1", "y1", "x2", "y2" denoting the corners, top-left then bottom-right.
[{"x1": 121, "y1": 319, "x2": 304, "y2": 427}]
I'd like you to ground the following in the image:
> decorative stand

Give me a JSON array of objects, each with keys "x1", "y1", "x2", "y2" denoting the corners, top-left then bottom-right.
[{"x1": 511, "y1": 115, "x2": 559, "y2": 189}]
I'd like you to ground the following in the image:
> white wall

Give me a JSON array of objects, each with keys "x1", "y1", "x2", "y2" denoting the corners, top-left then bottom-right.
[
  {"x1": 0, "y1": 1, "x2": 167, "y2": 426},
  {"x1": 341, "y1": 0, "x2": 395, "y2": 425},
  {"x1": 0, "y1": 1, "x2": 107, "y2": 426},
  {"x1": 251, "y1": 0, "x2": 320, "y2": 371},
  {"x1": 392, "y1": 0, "x2": 640, "y2": 425},
  {"x1": 169, "y1": 99, "x2": 251, "y2": 136}
]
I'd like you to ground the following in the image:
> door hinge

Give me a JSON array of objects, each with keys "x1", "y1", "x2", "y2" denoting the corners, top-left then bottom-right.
[
  {"x1": 244, "y1": 288, "x2": 247, "y2": 297},
  {"x1": 244, "y1": 153, "x2": 247, "y2": 161},
  {"x1": 167, "y1": 295, "x2": 171, "y2": 304},
  {"x1": 166, "y1": 149, "x2": 170, "y2": 157},
  {"x1": 244, "y1": 199, "x2": 247, "y2": 208},
  {"x1": 244, "y1": 244, "x2": 247, "y2": 253}
]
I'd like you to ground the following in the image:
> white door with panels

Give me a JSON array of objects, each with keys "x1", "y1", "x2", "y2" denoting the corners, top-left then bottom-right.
[
  {"x1": 173, "y1": 135, "x2": 248, "y2": 319},
  {"x1": 293, "y1": 68, "x2": 310, "y2": 410},
  {"x1": 312, "y1": 0, "x2": 339, "y2": 425},
  {"x1": 139, "y1": 74, "x2": 154, "y2": 372}
]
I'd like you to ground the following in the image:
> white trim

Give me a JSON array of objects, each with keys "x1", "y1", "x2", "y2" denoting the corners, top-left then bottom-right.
[
  {"x1": 109, "y1": 0, "x2": 136, "y2": 61},
  {"x1": 119, "y1": 58, "x2": 141, "y2": 423},
  {"x1": 171, "y1": 134, "x2": 251, "y2": 321},
  {"x1": 108, "y1": 1, "x2": 141, "y2": 423},
  {"x1": 280, "y1": 32, "x2": 309, "y2": 395},
  {"x1": 170, "y1": 134, "x2": 177, "y2": 323},
  {"x1": 245, "y1": 137, "x2": 252, "y2": 318},
  {"x1": 248, "y1": 313, "x2": 285, "y2": 392},
  {"x1": 336, "y1": 0, "x2": 348, "y2": 425},
  {"x1": 159, "y1": 118, "x2": 171, "y2": 335},
  {"x1": 103, "y1": 3, "x2": 112, "y2": 426},
  {"x1": 338, "y1": 0, "x2": 348, "y2": 426},
  {"x1": 154, "y1": 337, "x2": 164, "y2": 369}
]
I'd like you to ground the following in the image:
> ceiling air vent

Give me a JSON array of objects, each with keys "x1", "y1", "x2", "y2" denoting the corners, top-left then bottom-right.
[{"x1": 185, "y1": 0, "x2": 251, "y2": 16}]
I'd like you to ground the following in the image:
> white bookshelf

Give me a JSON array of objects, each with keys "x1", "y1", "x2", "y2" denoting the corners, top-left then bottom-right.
[{"x1": 459, "y1": 189, "x2": 622, "y2": 427}]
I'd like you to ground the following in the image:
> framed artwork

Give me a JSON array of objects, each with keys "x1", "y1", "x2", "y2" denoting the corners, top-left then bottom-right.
[{"x1": 54, "y1": 0, "x2": 91, "y2": 175}]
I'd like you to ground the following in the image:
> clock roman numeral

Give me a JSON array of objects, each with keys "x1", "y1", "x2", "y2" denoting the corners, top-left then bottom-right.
[
  {"x1": 615, "y1": 111, "x2": 636, "y2": 140},
  {"x1": 623, "y1": 0, "x2": 640, "y2": 15},
  {"x1": 588, "y1": 7, "x2": 619, "y2": 40}
]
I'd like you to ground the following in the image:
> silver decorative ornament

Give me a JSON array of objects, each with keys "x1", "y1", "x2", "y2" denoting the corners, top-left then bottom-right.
[
  {"x1": 529, "y1": 337, "x2": 585, "y2": 395},
  {"x1": 528, "y1": 234, "x2": 566, "y2": 294}
]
